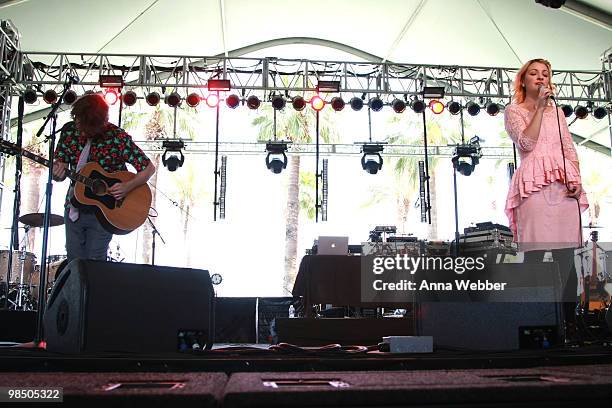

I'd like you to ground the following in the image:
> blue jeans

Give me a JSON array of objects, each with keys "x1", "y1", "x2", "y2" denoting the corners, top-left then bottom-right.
[{"x1": 64, "y1": 207, "x2": 113, "y2": 262}]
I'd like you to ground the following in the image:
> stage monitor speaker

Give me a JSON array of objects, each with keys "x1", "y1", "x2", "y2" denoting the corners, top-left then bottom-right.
[
  {"x1": 43, "y1": 259, "x2": 214, "y2": 354},
  {"x1": 417, "y1": 263, "x2": 563, "y2": 350}
]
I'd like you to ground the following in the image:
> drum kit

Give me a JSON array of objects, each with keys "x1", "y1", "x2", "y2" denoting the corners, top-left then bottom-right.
[{"x1": 0, "y1": 212, "x2": 67, "y2": 311}]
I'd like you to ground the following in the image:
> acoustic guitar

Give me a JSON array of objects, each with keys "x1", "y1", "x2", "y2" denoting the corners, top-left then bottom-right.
[{"x1": 0, "y1": 140, "x2": 152, "y2": 235}]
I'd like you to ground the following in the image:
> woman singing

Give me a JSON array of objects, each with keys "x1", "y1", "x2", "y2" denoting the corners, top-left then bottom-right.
[{"x1": 504, "y1": 58, "x2": 588, "y2": 334}]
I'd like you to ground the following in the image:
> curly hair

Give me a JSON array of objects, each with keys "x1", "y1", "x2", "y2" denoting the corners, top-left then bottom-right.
[
  {"x1": 512, "y1": 58, "x2": 555, "y2": 104},
  {"x1": 70, "y1": 93, "x2": 109, "y2": 138}
]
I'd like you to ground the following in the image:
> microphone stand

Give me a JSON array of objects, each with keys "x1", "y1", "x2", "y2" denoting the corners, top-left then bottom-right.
[
  {"x1": 147, "y1": 217, "x2": 165, "y2": 266},
  {"x1": 33, "y1": 75, "x2": 76, "y2": 344}
]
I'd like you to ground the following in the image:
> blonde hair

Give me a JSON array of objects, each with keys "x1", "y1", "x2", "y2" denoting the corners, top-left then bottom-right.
[{"x1": 512, "y1": 58, "x2": 555, "y2": 104}]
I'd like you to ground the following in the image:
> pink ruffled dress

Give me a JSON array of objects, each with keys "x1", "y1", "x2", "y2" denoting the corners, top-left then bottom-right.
[{"x1": 504, "y1": 103, "x2": 588, "y2": 251}]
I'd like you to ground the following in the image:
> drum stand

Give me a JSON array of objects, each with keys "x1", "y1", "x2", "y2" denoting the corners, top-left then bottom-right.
[{"x1": 7, "y1": 226, "x2": 34, "y2": 311}]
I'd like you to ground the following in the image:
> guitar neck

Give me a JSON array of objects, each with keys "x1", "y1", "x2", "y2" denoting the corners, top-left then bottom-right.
[{"x1": 19, "y1": 148, "x2": 92, "y2": 186}]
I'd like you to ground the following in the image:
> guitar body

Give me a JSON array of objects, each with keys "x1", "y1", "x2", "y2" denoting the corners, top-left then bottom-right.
[{"x1": 72, "y1": 162, "x2": 152, "y2": 235}]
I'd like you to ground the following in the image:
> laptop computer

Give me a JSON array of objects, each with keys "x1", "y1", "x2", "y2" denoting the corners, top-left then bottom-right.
[{"x1": 317, "y1": 236, "x2": 349, "y2": 255}]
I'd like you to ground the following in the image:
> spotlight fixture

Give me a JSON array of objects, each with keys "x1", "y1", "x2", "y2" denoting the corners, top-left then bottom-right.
[
  {"x1": 206, "y1": 93, "x2": 220, "y2": 108},
  {"x1": 43, "y1": 89, "x2": 58, "y2": 104},
  {"x1": 265, "y1": 141, "x2": 289, "y2": 174},
  {"x1": 246, "y1": 95, "x2": 261, "y2": 110},
  {"x1": 574, "y1": 105, "x2": 588, "y2": 119},
  {"x1": 331, "y1": 96, "x2": 345, "y2": 111},
  {"x1": 310, "y1": 95, "x2": 325, "y2": 111},
  {"x1": 429, "y1": 100, "x2": 444, "y2": 114},
  {"x1": 271, "y1": 95, "x2": 286, "y2": 110},
  {"x1": 411, "y1": 99, "x2": 426, "y2": 113},
  {"x1": 447, "y1": 101, "x2": 462, "y2": 115},
  {"x1": 146, "y1": 91, "x2": 161, "y2": 106},
  {"x1": 226, "y1": 94, "x2": 240, "y2": 109},
  {"x1": 103, "y1": 89, "x2": 118, "y2": 105},
  {"x1": 391, "y1": 99, "x2": 406, "y2": 113},
  {"x1": 361, "y1": 143, "x2": 385, "y2": 175},
  {"x1": 452, "y1": 136, "x2": 483, "y2": 176},
  {"x1": 162, "y1": 139, "x2": 185, "y2": 172},
  {"x1": 207, "y1": 79, "x2": 231, "y2": 91},
  {"x1": 465, "y1": 101, "x2": 481, "y2": 116},
  {"x1": 485, "y1": 101, "x2": 501, "y2": 116},
  {"x1": 186, "y1": 92, "x2": 200, "y2": 108},
  {"x1": 561, "y1": 104, "x2": 573, "y2": 117},
  {"x1": 317, "y1": 80, "x2": 340, "y2": 93},
  {"x1": 349, "y1": 96, "x2": 364, "y2": 111},
  {"x1": 368, "y1": 97, "x2": 384, "y2": 112},
  {"x1": 592, "y1": 106, "x2": 608, "y2": 120},
  {"x1": 62, "y1": 89, "x2": 77, "y2": 105},
  {"x1": 122, "y1": 90, "x2": 137, "y2": 107},
  {"x1": 23, "y1": 87, "x2": 38, "y2": 104},
  {"x1": 292, "y1": 96, "x2": 306, "y2": 111},
  {"x1": 165, "y1": 92, "x2": 181, "y2": 107}
]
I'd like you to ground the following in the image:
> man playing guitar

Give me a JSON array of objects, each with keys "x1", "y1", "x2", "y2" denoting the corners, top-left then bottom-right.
[{"x1": 52, "y1": 93, "x2": 155, "y2": 261}]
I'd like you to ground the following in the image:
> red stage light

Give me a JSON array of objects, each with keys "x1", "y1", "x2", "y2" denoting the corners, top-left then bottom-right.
[
  {"x1": 330, "y1": 96, "x2": 345, "y2": 111},
  {"x1": 186, "y1": 93, "x2": 200, "y2": 108},
  {"x1": 43, "y1": 89, "x2": 58, "y2": 104},
  {"x1": 104, "y1": 89, "x2": 119, "y2": 105},
  {"x1": 206, "y1": 93, "x2": 220, "y2": 108},
  {"x1": 146, "y1": 91, "x2": 161, "y2": 106},
  {"x1": 246, "y1": 95, "x2": 260, "y2": 110},
  {"x1": 165, "y1": 92, "x2": 181, "y2": 107},
  {"x1": 226, "y1": 94, "x2": 240, "y2": 109},
  {"x1": 310, "y1": 95, "x2": 325, "y2": 111},
  {"x1": 429, "y1": 99, "x2": 444, "y2": 114},
  {"x1": 122, "y1": 90, "x2": 137, "y2": 107}
]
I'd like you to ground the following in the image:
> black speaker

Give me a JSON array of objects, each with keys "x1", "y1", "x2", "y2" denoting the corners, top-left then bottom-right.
[
  {"x1": 43, "y1": 259, "x2": 214, "y2": 354},
  {"x1": 417, "y1": 263, "x2": 563, "y2": 350}
]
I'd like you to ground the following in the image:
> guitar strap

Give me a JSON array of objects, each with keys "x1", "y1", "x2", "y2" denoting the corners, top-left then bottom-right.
[{"x1": 68, "y1": 139, "x2": 92, "y2": 222}]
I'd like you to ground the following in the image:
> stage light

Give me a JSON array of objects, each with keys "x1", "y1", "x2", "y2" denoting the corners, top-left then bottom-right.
[
  {"x1": 361, "y1": 143, "x2": 384, "y2": 175},
  {"x1": 226, "y1": 94, "x2": 240, "y2": 109},
  {"x1": 592, "y1": 106, "x2": 608, "y2": 120},
  {"x1": 162, "y1": 139, "x2": 185, "y2": 172},
  {"x1": 146, "y1": 91, "x2": 161, "y2": 106},
  {"x1": 246, "y1": 95, "x2": 260, "y2": 110},
  {"x1": 317, "y1": 80, "x2": 340, "y2": 93},
  {"x1": 206, "y1": 93, "x2": 220, "y2": 108},
  {"x1": 447, "y1": 101, "x2": 462, "y2": 115},
  {"x1": 98, "y1": 74, "x2": 124, "y2": 88},
  {"x1": 422, "y1": 86, "x2": 445, "y2": 99},
  {"x1": 104, "y1": 89, "x2": 119, "y2": 105},
  {"x1": 311, "y1": 95, "x2": 325, "y2": 111},
  {"x1": 63, "y1": 89, "x2": 77, "y2": 105},
  {"x1": 391, "y1": 99, "x2": 406, "y2": 113},
  {"x1": 122, "y1": 90, "x2": 137, "y2": 107},
  {"x1": 207, "y1": 79, "x2": 231, "y2": 91},
  {"x1": 186, "y1": 93, "x2": 200, "y2": 108},
  {"x1": 23, "y1": 88, "x2": 38, "y2": 104},
  {"x1": 452, "y1": 136, "x2": 482, "y2": 177},
  {"x1": 292, "y1": 96, "x2": 306, "y2": 111},
  {"x1": 429, "y1": 100, "x2": 444, "y2": 114},
  {"x1": 331, "y1": 96, "x2": 345, "y2": 111},
  {"x1": 411, "y1": 99, "x2": 426, "y2": 114},
  {"x1": 574, "y1": 105, "x2": 588, "y2": 119},
  {"x1": 466, "y1": 101, "x2": 481, "y2": 116},
  {"x1": 485, "y1": 102, "x2": 501, "y2": 116},
  {"x1": 349, "y1": 96, "x2": 364, "y2": 111},
  {"x1": 43, "y1": 89, "x2": 58, "y2": 104},
  {"x1": 265, "y1": 141, "x2": 289, "y2": 174},
  {"x1": 165, "y1": 92, "x2": 181, "y2": 108},
  {"x1": 368, "y1": 97, "x2": 384, "y2": 112},
  {"x1": 561, "y1": 104, "x2": 573, "y2": 117},
  {"x1": 271, "y1": 95, "x2": 285, "y2": 110}
]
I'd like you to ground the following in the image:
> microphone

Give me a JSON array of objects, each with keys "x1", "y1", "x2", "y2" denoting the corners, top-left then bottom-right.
[{"x1": 538, "y1": 84, "x2": 555, "y2": 100}]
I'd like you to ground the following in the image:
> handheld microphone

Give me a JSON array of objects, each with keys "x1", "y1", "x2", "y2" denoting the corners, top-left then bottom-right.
[{"x1": 538, "y1": 84, "x2": 555, "y2": 100}]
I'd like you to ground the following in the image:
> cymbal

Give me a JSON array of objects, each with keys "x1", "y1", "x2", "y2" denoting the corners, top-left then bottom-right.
[{"x1": 18, "y1": 213, "x2": 64, "y2": 227}]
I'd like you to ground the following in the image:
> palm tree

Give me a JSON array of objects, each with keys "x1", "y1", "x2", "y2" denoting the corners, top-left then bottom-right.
[{"x1": 252, "y1": 102, "x2": 339, "y2": 294}]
